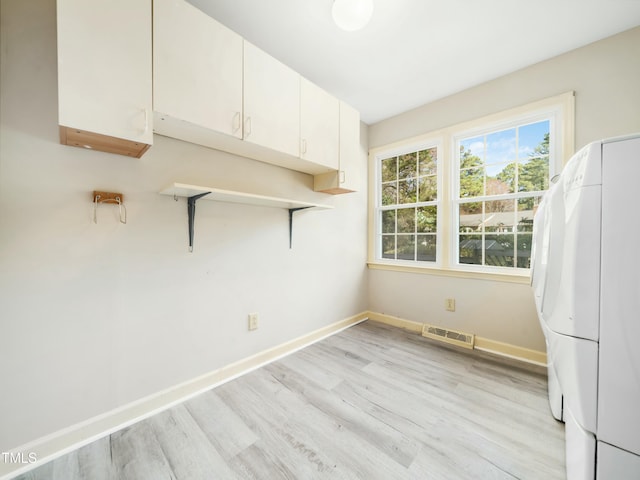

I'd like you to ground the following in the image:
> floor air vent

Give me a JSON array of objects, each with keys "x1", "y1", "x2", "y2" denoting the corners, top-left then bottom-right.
[{"x1": 421, "y1": 324, "x2": 475, "y2": 349}]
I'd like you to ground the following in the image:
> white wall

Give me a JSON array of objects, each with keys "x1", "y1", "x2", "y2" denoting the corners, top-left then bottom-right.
[
  {"x1": 368, "y1": 26, "x2": 640, "y2": 352},
  {"x1": 0, "y1": 0, "x2": 368, "y2": 452},
  {"x1": 368, "y1": 270, "x2": 541, "y2": 348}
]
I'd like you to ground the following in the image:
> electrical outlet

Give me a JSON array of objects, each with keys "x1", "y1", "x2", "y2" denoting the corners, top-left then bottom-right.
[
  {"x1": 445, "y1": 298, "x2": 456, "y2": 312},
  {"x1": 248, "y1": 313, "x2": 259, "y2": 331}
]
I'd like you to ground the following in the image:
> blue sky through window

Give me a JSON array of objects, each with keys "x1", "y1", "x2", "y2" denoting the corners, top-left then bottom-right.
[
  {"x1": 459, "y1": 120, "x2": 549, "y2": 167},
  {"x1": 518, "y1": 120, "x2": 549, "y2": 159}
]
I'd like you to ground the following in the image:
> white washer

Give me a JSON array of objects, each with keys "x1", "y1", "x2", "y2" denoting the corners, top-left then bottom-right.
[
  {"x1": 540, "y1": 142, "x2": 601, "y2": 343},
  {"x1": 531, "y1": 197, "x2": 563, "y2": 421}
]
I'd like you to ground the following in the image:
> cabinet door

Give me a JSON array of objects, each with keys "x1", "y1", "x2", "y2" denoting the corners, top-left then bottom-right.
[
  {"x1": 153, "y1": 0, "x2": 243, "y2": 138},
  {"x1": 338, "y1": 101, "x2": 360, "y2": 191},
  {"x1": 314, "y1": 101, "x2": 360, "y2": 194},
  {"x1": 300, "y1": 78, "x2": 339, "y2": 170},
  {"x1": 57, "y1": 0, "x2": 152, "y2": 152},
  {"x1": 243, "y1": 41, "x2": 300, "y2": 157}
]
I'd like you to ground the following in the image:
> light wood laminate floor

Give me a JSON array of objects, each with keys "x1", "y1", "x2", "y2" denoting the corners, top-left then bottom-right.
[{"x1": 16, "y1": 321, "x2": 565, "y2": 479}]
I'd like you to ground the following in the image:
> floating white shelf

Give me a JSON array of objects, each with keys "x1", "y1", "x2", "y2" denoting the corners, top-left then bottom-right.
[
  {"x1": 160, "y1": 183, "x2": 333, "y2": 210},
  {"x1": 159, "y1": 183, "x2": 334, "y2": 251}
]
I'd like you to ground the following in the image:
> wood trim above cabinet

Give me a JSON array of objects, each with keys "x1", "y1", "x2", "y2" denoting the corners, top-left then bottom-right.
[
  {"x1": 313, "y1": 171, "x2": 356, "y2": 194},
  {"x1": 59, "y1": 126, "x2": 151, "y2": 158}
]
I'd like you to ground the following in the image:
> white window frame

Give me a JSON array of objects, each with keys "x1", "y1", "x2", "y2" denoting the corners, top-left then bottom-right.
[
  {"x1": 373, "y1": 139, "x2": 443, "y2": 268},
  {"x1": 450, "y1": 108, "x2": 563, "y2": 274},
  {"x1": 368, "y1": 92, "x2": 574, "y2": 280}
]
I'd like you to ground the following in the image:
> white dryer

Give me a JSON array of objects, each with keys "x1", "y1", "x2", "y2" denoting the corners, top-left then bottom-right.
[
  {"x1": 597, "y1": 136, "x2": 640, "y2": 476},
  {"x1": 532, "y1": 134, "x2": 640, "y2": 480}
]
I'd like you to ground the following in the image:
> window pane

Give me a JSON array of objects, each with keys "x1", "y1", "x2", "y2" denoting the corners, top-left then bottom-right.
[
  {"x1": 459, "y1": 235, "x2": 482, "y2": 265},
  {"x1": 398, "y1": 179, "x2": 417, "y2": 204},
  {"x1": 486, "y1": 128, "x2": 516, "y2": 165},
  {"x1": 453, "y1": 115, "x2": 554, "y2": 271},
  {"x1": 382, "y1": 210, "x2": 395, "y2": 234},
  {"x1": 518, "y1": 121, "x2": 550, "y2": 192},
  {"x1": 460, "y1": 136, "x2": 484, "y2": 165},
  {"x1": 417, "y1": 234, "x2": 436, "y2": 261},
  {"x1": 517, "y1": 233, "x2": 533, "y2": 268},
  {"x1": 486, "y1": 163, "x2": 515, "y2": 194},
  {"x1": 459, "y1": 203, "x2": 482, "y2": 233},
  {"x1": 381, "y1": 157, "x2": 397, "y2": 182},
  {"x1": 397, "y1": 208, "x2": 415, "y2": 233},
  {"x1": 517, "y1": 195, "x2": 541, "y2": 211},
  {"x1": 418, "y1": 176, "x2": 437, "y2": 202},
  {"x1": 398, "y1": 153, "x2": 417, "y2": 180},
  {"x1": 460, "y1": 167, "x2": 484, "y2": 197},
  {"x1": 417, "y1": 206, "x2": 437, "y2": 233},
  {"x1": 397, "y1": 235, "x2": 415, "y2": 260},
  {"x1": 485, "y1": 234, "x2": 514, "y2": 267},
  {"x1": 377, "y1": 144, "x2": 439, "y2": 266},
  {"x1": 382, "y1": 235, "x2": 395, "y2": 259},
  {"x1": 517, "y1": 196, "x2": 541, "y2": 232},
  {"x1": 518, "y1": 156, "x2": 549, "y2": 192},
  {"x1": 382, "y1": 182, "x2": 397, "y2": 206},
  {"x1": 518, "y1": 121, "x2": 549, "y2": 158},
  {"x1": 419, "y1": 148, "x2": 437, "y2": 175},
  {"x1": 484, "y1": 199, "x2": 515, "y2": 232}
]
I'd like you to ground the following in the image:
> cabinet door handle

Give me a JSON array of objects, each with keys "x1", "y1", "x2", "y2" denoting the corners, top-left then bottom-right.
[
  {"x1": 232, "y1": 112, "x2": 241, "y2": 134},
  {"x1": 244, "y1": 116, "x2": 252, "y2": 138},
  {"x1": 141, "y1": 108, "x2": 149, "y2": 135},
  {"x1": 301, "y1": 139, "x2": 307, "y2": 155},
  {"x1": 339, "y1": 170, "x2": 346, "y2": 184}
]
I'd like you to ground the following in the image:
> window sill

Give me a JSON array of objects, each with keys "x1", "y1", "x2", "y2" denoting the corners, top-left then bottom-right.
[{"x1": 367, "y1": 262, "x2": 531, "y2": 284}]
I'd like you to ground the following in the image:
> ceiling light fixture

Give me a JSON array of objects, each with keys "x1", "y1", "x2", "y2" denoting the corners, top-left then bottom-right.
[{"x1": 332, "y1": 0, "x2": 374, "y2": 32}]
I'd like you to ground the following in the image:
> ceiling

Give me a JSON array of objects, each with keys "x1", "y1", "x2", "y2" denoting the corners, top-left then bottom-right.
[{"x1": 187, "y1": 0, "x2": 640, "y2": 125}]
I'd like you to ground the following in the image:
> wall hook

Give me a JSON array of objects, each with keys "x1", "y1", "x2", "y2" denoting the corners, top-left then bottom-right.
[{"x1": 93, "y1": 191, "x2": 126, "y2": 224}]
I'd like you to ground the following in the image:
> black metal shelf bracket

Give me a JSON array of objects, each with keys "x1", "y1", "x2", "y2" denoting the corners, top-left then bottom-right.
[
  {"x1": 187, "y1": 192, "x2": 211, "y2": 252},
  {"x1": 288, "y1": 207, "x2": 312, "y2": 249}
]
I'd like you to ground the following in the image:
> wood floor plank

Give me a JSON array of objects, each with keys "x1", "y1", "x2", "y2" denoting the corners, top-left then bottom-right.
[
  {"x1": 14, "y1": 320, "x2": 565, "y2": 480},
  {"x1": 277, "y1": 351, "x2": 344, "y2": 390},
  {"x1": 110, "y1": 421, "x2": 176, "y2": 479},
  {"x1": 266, "y1": 361, "x2": 422, "y2": 469},
  {"x1": 147, "y1": 404, "x2": 237, "y2": 479},
  {"x1": 184, "y1": 391, "x2": 259, "y2": 461},
  {"x1": 74, "y1": 437, "x2": 118, "y2": 480},
  {"x1": 227, "y1": 443, "x2": 299, "y2": 480},
  {"x1": 220, "y1": 366, "x2": 410, "y2": 479},
  {"x1": 215, "y1": 371, "x2": 343, "y2": 478}
]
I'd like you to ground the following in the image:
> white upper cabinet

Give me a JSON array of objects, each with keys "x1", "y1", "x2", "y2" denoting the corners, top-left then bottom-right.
[
  {"x1": 56, "y1": 0, "x2": 152, "y2": 157},
  {"x1": 300, "y1": 78, "x2": 340, "y2": 170},
  {"x1": 243, "y1": 41, "x2": 301, "y2": 158},
  {"x1": 338, "y1": 101, "x2": 360, "y2": 192},
  {"x1": 314, "y1": 101, "x2": 360, "y2": 194},
  {"x1": 153, "y1": 0, "x2": 243, "y2": 138},
  {"x1": 149, "y1": 0, "x2": 360, "y2": 179}
]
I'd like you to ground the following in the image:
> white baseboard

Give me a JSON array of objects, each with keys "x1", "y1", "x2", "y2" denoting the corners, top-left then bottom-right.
[
  {"x1": 366, "y1": 311, "x2": 423, "y2": 333},
  {"x1": 473, "y1": 337, "x2": 547, "y2": 366},
  {"x1": 0, "y1": 312, "x2": 368, "y2": 480},
  {"x1": 366, "y1": 311, "x2": 547, "y2": 366}
]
